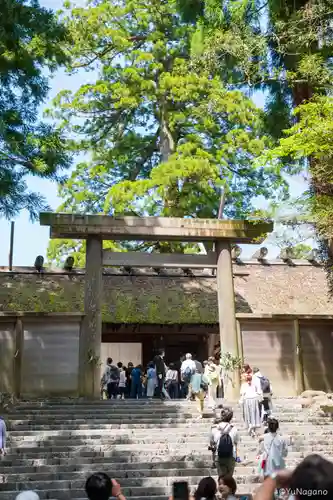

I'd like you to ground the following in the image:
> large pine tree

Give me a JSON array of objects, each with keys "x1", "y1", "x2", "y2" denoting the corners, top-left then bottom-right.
[{"x1": 48, "y1": 0, "x2": 289, "y2": 262}]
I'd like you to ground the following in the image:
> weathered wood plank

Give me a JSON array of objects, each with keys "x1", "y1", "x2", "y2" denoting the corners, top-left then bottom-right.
[
  {"x1": 102, "y1": 251, "x2": 217, "y2": 268},
  {"x1": 40, "y1": 213, "x2": 273, "y2": 243}
]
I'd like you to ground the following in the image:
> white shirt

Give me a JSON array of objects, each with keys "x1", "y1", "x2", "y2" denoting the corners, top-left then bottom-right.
[
  {"x1": 166, "y1": 369, "x2": 178, "y2": 381},
  {"x1": 181, "y1": 359, "x2": 196, "y2": 374},
  {"x1": 210, "y1": 422, "x2": 240, "y2": 459},
  {"x1": 253, "y1": 371, "x2": 273, "y2": 395},
  {"x1": 240, "y1": 378, "x2": 262, "y2": 399},
  {"x1": 118, "y1": 370, "x2": 126, "y2": 388}
]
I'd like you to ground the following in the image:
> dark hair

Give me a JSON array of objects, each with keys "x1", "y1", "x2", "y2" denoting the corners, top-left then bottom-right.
[
  {"x1": 148, "y1": 361, "x2": 154, "y2": 368},
  {"x1": 220, "y1": 407, "x2": 233, "y2": 423},
  {"x1": 253, "y1": 367, "x2": 259, "y2": 373},
  {"x1": 85, "y1": 472, "x2": 112, "y2": 500},
  {"x1": 169, "y1": 362, "x2": 175, "y2": 370},
  {"x1": 194, "y1": 477, "x2": 217, "y2": 500},
  {"x1": 267, "y1": 418, "x2": 279, "y2": 433},
  {"x1": 289, "y1": 454, "x2": 333, "y2": 499},
  {"x1": 107, "y1": 358, "x2": 112, "y2": 365},
  {"x1": 117, "y1": 362, "x2": 123, "y2": 368},
  {"x1": 243, "y1": 364, "x2": 251, "y2": 372},
  {"x1": 158, "y1": 349, "x2": 165, "y2": 356},
  {"x1": 136, "y1": 364, "x2": 142, "y2": 370},
  {"x1": 218, "y1": 476, "x2": 237, "y2": 494},
  {"x1": 128, "y1": 362, "x2": 133, "y2": 367}
]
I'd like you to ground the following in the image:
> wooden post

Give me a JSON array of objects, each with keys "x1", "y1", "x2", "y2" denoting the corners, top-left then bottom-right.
[
  {"x1": 80, "y1": 236, "x2": 103, "y2": 398},
  {"x1": 9, "y1": 221, "x2": 15, "y2": 271},
  {"x1": 14, "y1": 318, "x2": 24, "y2": 398},
  {"x1": 293, "y1": 318, "x2": 305, "y2": 395},
  {"x1": 216, "y1": 241, "x2": 239, "y2": 400},
  {"x1": 236, "y1": 319, "x2": 243, "y2": 360}
]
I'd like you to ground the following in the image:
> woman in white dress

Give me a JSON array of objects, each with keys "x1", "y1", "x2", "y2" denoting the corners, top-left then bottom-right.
[
  {"x1": 204, "y1": 357, "x2": 220, "y2": 409},
  {"x1": 240, "y1": 372, "x2": 262, "y2": 437}
]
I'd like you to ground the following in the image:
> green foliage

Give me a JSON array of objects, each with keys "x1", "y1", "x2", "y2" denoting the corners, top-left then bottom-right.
[
  {"x1": 47, "y1": 0, "x2": 289, "y2": 261},
  {"x1": 252, "y1": 200, "x2": 315, "y2": 254},
  {"x1": 220, "y1": 352, "x2": 243, "y2": 372},
  {"x1": 185, "y1": 0, "x2": 333, "y2": 136},
  {"x1": 279, "y1": 244, "x2": 312, "y2": 260},
  {"x1": 47, "y1": 239, "x2": 124, "y2": 266},
  {"x1": 261, "y1": 97, "x2": 333, "y2": 240},
  {"x1": 183, "y1": 0, "x2": 333, "y2": 294},
  {"x1": 0, "y1": 0, "x2": 71, "y2": 220}
]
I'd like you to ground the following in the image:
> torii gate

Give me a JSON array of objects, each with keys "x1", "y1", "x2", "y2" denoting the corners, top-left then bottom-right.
[{"x1": 40, "y1": 214, "x2": 273, "y2": 400}]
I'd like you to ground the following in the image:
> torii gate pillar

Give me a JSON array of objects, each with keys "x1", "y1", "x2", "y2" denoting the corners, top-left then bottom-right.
[
  {"x1": 80, "y1": 236, "x2": 103, "y2": 398},
  {"x1": 216, "y1": 241, "x2": 239, "y2": 399}
]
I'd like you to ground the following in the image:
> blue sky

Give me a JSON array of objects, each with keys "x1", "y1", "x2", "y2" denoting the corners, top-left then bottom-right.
[{"x1": 0, "y1": 0, "x2": 310, "y2": 266}]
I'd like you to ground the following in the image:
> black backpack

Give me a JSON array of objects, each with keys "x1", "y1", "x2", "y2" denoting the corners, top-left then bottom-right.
[
  {"x1": 217, "y1": 425, "x2": 233, "y2": 458},
  {"x1": 259, "y1": 376, "x2": 271, "y2": 393},
  {"x1": 109, "y1": 366, "x2": 119, "y2": 382}
]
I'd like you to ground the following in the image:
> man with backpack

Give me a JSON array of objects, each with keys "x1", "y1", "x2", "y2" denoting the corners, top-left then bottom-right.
[
  {"x1": 101, "y1": 358, "x2": 120, "y2": 399},
  {"x1": 180, "y1": 353, "x2": 196, "y2": 399},
  {"x1": 253, "y1": 367, "x2": 273, "y2": 423},
  {"x1": 209, "y1": 406, "x2": 240, "y2": 477}
]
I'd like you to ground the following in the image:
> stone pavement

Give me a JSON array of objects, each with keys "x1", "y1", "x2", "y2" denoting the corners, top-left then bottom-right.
[{"x1": 0, "y1": 398, "x2": 332, "y2": 500}]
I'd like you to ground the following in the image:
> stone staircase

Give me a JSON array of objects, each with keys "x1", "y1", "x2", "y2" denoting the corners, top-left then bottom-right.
[{"x1": 0, "y1": 398, "x2": 332, "y2": 500}]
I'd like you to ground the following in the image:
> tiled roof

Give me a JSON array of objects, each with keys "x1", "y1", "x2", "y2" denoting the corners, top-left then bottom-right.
[{"x1": 0, "y1": 262, "x2": 332, "y2": 323}]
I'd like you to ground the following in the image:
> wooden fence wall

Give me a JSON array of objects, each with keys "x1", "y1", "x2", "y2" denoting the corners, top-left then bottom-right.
[
  {"x1": 237, "y1": 315, "x2": 333, "y2": 397},
  {"x1": 0, "y1": 313, "x2": 83, "y2": 397}
]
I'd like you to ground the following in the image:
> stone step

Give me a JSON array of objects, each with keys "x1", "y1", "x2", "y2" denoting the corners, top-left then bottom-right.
[
  {"x1": 2, "y1": 437, "x2": 326, "y2": 450},
  {"x1": 0, "y1": 397, "x2": 324, "y2": 500},
  {"x1": 5, "y1": 426, "x2": 320, "y2": 437},
  {"x1": 5, "y1": 436, "x2": 327, "y2": 448},
  {"x1": 0, "y1": 468, "x2": 260, "y2": 483},
  {"x1": 5, "y1": 419, "x2": 331, "y2": 431},
  {"x1": 0, "y1": 464, "x2": 276, "y2": 481},
  {"x1": 0, "y1": 450, "x2": 324, "y2": 463},
  {"x1": 0, "y1": 454, "x2": 311, "y2": 469},
  {"x1": 0, "y1": 473, "x2": 267, "y2": 492},
  {"x1": 4, "y1": 416, "x2": 323, "y2": 426},
  {"x1": 6, "y1": 403, "x2": 307, "y2": 418},
  {"x1": 5, "y1": 423, "x2": 330, "y2": 437},
  {"x1": 15, "y1": 399, "x2": 302, "y2": 407},
  {"x1": 5, "y1": 405, "x2": 303, "y2": 413},
  {"x1": 1, "y1": 401, "x2": 308, "y2": 408}
]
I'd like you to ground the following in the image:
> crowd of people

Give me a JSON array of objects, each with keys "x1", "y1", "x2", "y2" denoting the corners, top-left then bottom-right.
[{"x1": 100, "y1": 351, "x2": 223, "y2": 412}]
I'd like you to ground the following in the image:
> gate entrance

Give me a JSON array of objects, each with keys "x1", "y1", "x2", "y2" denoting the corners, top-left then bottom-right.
[{"x1": 40, "y1": 213, "x2": 273, "y2": 399}]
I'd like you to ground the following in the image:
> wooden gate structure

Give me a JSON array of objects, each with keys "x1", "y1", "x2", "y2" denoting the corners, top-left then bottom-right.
[{"x1": 40, "y1": 213, "x2": 273, "y2": 399}]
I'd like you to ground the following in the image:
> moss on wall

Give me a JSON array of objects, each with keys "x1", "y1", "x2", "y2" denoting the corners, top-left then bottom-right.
[{"x1": 0, "y1": 274, "x2": 219, "y2": 323}]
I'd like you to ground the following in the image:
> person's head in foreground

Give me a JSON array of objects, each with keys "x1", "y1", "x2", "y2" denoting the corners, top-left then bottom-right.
[
  {"x1": 289, "y1": 454, "x2": 333, "y2": 499},
  {"x1": 220, "y1": 407, "x2": 233, "y2": 424},
  {"x1": 267, "y1": 417, "x2": 279, "y2": 433},
  {"x1": 194, "y1": 477, "x2": 217, "y2": 500},
  {"x1": 218, "y1": 476, "x2": 237, "y2": 499},
  {"x1": 85, "y1": 473, "x2": 122, "y2": 500},
  {"x1": 16, "y1": 492, "x2": 40, "y2": 500}
]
